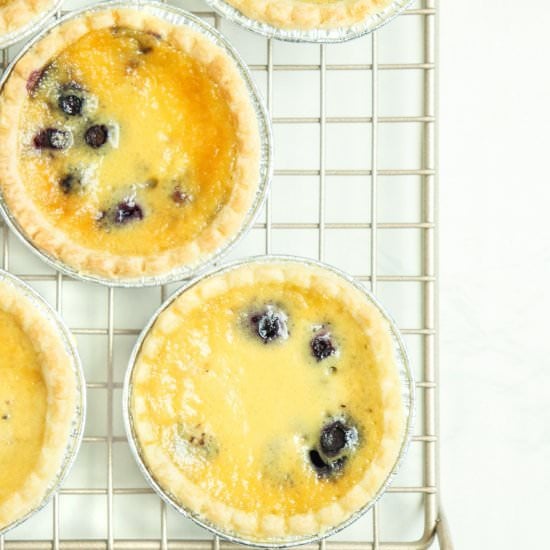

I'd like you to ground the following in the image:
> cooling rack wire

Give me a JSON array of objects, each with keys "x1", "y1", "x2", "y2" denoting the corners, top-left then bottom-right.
[{"x1": 0, "y1": 0, "x2": 452, "y2": 548}]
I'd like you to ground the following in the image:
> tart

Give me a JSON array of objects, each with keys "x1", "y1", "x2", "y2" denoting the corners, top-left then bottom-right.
[
  {"x1": 215, "y1": 0, "x2": 396, "y2": 32},
  {"x1": 128, "y1": 259, "x2": 406, "y2": 543},
  {"x1": 0, "y1": 7, "x2": 261, "y2": 281},
  {"x1": 0, "y1": 0, "x2": 56, "y2": 43},
  {"x1": 0, "y1": 273, "x2": 77, "y2": 531}
]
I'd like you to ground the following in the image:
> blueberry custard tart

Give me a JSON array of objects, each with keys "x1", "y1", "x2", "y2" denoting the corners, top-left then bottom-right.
[
  {"x1": 0, "y1": 272, "x2": 77, "y2": 532},
  {"x1": 0, "y1": 7, "x2": 261, "y2": 281},
  {"x1": 128, "y1": 259, "x2": 408, "y2": 543}
]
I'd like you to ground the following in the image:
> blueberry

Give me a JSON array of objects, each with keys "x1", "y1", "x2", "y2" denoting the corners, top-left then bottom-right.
[
  {"x1": 114, "y1": 199, "x2": 143, "y2": 224},
  {"x1": 26, "y1": 65, "x2": 49, "y2": 96},
  {"x1": 58, "y1": 94, "x2": 83, "y2": 116},
  {"x1": 172, "y1": 186, "x2": 190, "y2": 205},
  {"x1": 258, "y1": 315, "x2": 280, "y2": 340},
  {"x1": 85, "y1": 125, "x2": 108, "y2": 148},
  {"x1": 307, "y1": 419, "x2": 358, "y2": 478},
  {"x1": 59, "y1": 172, "x2": 86, "y2": 195},
  {"x1": 320, "y1": 420, "x2": 356, "y2": 457},
  {"x1": 308, "y1": 449, "x2": 330, "y2": 474},
  {"x1": 59, "y1": 174, "x2": 77, "y2": 194},
  {"x1": 138, "y1": 42, "x2": 153, "y2": 54},
  {"x1": 138, "y1": 31, "x2": 160, "y2": 53},
  {"x1": 250, "y1": 307, "x2": 288, "y2": 343},
  {"x1": 311, "y1": 330, "x2": 336, "y2": 361},
  {"x1": 177, "y1": 423, "x2": 219, "y2": 459},
  {"x1": 308, "y1": 449, "x2": 346, "y2": 478},
  {"x1": 33, "y1": 128, "x2": 71, "y2": 150}
]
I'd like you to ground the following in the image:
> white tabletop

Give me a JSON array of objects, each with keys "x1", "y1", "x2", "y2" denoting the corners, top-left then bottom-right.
[{"x1": 440, "y1": 1, "x2": 550, "y2": 548}]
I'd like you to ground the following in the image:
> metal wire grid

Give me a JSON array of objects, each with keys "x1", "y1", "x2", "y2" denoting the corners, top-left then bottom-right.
[{"x1": 0, "y1": 0, "x2": 449, "y2": 548}]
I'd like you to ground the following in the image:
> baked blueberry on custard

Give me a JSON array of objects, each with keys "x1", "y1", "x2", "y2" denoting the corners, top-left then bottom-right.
[
  {"x1": 0, "y1": 275, "x2": 76, "y2": 531},
  {"x1": 129, "y1": 260, "x2": 406, "y2": 543},
  {"x1": 0, "y1": 8, "x2": 261, "y2": 280}
]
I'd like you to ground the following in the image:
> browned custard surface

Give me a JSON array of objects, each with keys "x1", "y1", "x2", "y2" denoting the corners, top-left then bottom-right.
[{"x1": 18, "y1": 28, "x2": 239, "y2": 256}]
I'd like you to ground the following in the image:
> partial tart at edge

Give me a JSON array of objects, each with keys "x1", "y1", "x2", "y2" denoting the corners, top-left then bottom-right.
[
  {"x1": 0, "y1": 270, "x2": 83, "y2": 534},
  {"x1": 206, "y1": 0, "x2": 411, "y2": 41}
]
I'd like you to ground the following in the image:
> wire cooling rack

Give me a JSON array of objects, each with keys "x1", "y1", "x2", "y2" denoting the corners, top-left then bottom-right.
[{"x1": 0, "y1": 0, "x2": 450, "y2": 548}]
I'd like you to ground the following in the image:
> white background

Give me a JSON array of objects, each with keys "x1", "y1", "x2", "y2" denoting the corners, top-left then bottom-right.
[{"x1": 440, "y1": 1, "x2": 550, "y2": 548}]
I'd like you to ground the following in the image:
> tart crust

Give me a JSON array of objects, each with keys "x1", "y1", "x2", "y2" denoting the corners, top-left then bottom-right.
[
  {"x1": 130, "y1": 261, "x2": 405, "y2": 542},
  {"x1": 0, "y1": 8, "x2": 261, "y2": 280},
  {"x1": 0, "y1": 0, "x2": 55, "y2": 38},
  {"x1": 222, "y1": 0, "x2": 394, "y2": 31},
  {"x1": 0, "y1": 276, "x2": 76, "y2": 530}
]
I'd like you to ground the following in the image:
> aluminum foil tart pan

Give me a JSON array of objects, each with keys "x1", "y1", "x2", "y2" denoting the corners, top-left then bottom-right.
[
  {"x1": 0, "y1": 269, "x2": 85, "y2": 536},
  {"x1": 123, "y1": 255, "x2": 415, "y2": 547},
  {"x1": 205, "y1": 0, "x2": 412, "y2": 43},
  {"x1": 0, "y1": 1, "x2": 273, "y2": 287}
]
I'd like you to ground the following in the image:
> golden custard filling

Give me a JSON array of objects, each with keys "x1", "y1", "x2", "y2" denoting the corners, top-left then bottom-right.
[
  {"x1": 19, "y1": 27, "x2": 237, "y2": 257},
  {"x1": 0, "y1": 9, "x2": 261, "y2": 279},
  {"x1": 131, "y1": 263, "x2": 404, "y2": 540},
  {"x1": 0, "y1": 276, "x2": 77, "y2": 531},
  {"x1": 0, "y1": 308, "x2": 47, "y2": 508}
]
